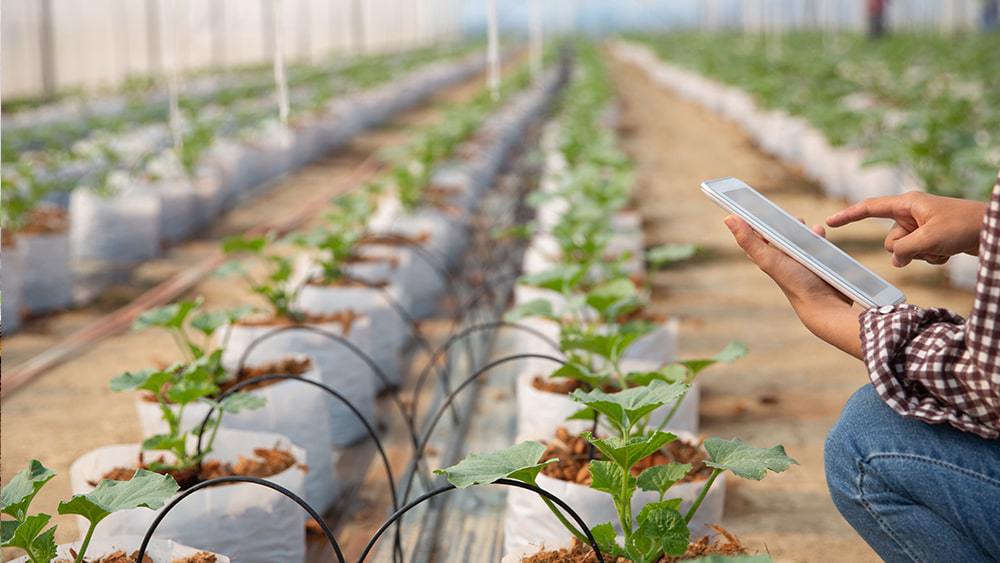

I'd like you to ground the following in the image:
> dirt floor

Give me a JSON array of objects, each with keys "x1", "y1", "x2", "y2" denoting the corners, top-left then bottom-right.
[
  {"x1": 0, "y1": 67, "x2": 497, "y2": 547},
  {"x1": 609, "y1": 55, "x2": 976, "y2": 562}
]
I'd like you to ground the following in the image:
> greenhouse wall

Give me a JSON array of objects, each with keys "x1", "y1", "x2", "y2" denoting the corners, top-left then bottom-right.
[{"x1": 1, "y1": 0, "x2": 463, "y2": 99}]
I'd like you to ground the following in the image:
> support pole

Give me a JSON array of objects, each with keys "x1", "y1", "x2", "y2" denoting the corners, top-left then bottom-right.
[
  {"x1": 271, "y1": 0, "x2": 290, "y2": 135},
  {"x1": 486, "y1": 0, "x2": 500, "y2": 101},
  {"x1": 39, "y1": 0, "x2": 56, "y2": 97}
]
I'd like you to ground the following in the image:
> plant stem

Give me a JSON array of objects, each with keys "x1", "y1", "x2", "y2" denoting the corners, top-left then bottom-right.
[
  {"x1": 74, "y1": 521, "x2": 98, "y2": 563},
  {"x1": 684, "y1": 469, "x2": 721, "y2": 524},
  {"x1": 654, "y1": 396, "x2": 684, "y2": 434},
  {"x1": 540, "y1": 496, "x2": 588, "y2": 543}
]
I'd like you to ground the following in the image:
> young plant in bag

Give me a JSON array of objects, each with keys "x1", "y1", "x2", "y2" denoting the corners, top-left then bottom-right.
[{"x1": 1, "y1": 460, "x2": 177, "y2": 563}]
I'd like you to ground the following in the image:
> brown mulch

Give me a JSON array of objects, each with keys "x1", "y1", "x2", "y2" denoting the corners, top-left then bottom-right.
[
  {"x1": 60, "y1": 549, "x2": 217, "y2": 562},
  {"x1": 360, "y1": 232, "x2": 430, "y2": 247},
  {"x1": 98, "y1": 447, "x2": 300, "y2": 490},
  {"x1": 219, "y1": 356, "x2": 312, "y2": 394},
  {"x1": 539, "y1": 428, "x2": 711, "y2": 485},
  {"x1": 236, "y1": 310, "x2": 364, "y2": 335},
  {"x1": 19, "y1": 206, "x2": 69, "y2": 235},
  {"x1": 305, "y1": 275, "x2": 389, "y2": 289},
  {"x1": 521, "y1": 526, "x2": 750, "y2": 562}
]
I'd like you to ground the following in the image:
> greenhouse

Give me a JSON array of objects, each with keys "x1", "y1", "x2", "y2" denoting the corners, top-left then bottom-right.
[{"x1": 2, "y1": 1, "x2": 998, "y2": 562}]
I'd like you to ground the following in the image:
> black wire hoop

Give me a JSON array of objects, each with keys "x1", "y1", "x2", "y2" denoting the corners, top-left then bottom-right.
[
  {"x1": 135, "y1": 476, "x2": 346, "y2": 563},
  {"x1": 358, "y1": 478, "x2": 606, "y2": 563}
]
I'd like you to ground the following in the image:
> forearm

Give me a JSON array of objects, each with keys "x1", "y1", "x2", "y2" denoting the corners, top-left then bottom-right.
[{"x1": 787, "y1": 294, "x2": 863, "y2": 360}]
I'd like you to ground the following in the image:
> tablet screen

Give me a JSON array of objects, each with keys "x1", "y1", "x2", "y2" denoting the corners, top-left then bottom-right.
[{"x1": 727, "y1": 188, "x2": 889, "y2": 297}]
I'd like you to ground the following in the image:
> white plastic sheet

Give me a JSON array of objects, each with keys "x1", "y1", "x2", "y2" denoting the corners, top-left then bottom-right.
[
  {"x1": 1, "y1": 241, "x2": 24, "y2": 333},
  {"x1": 503, "y1": 433, "x2": 726, "y2": 556},
  {"x1": 70, "y1": 186, "x2": 161, "y2": 263},
  {"x1": 19, "y1": 231, "x2": 73, "y2": 313},
  {"x1": 69, "y1": 429, "x2": 307, "y2": 563},
  {"x1": 133, "y1": 359, "x2": 340, "y2": 512},
  {"x1": 8, "y1": 536, "x2": 230, "y2": 563},
  {"x1": 221, "y1": 320, "x2": 377, "y2": 446}
]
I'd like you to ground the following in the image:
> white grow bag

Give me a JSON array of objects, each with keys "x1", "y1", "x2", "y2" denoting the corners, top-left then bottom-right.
[
  {"x1": 70, "y1": 186, "x2": 161, "y2": 263},
  {"x1": 294, "y1": 281, "x2": 407, "y2": 388},
  {"x1": 503, "y1": 431, "x2": 725, "y2": 557},
  {"x1": 1, "y1": 242, "x2": 24, "y2": 333},
  {"x1": 133, "y1": 358, "x2": 340, "y2": 512},
  {"x1": 18, "y1": 229, "x2": 73, "y2": 313},
  {"x1": 151, "y1": 177, "x2": 200, "y2": 244},
  {"x1": 69, "y1": 429, "x2": 307, "y2": 563},
  {"x1": 9, "y1": 536, "x2": 230, "y2": 563},
  {"x1": 221, "y1": 320, "x2": 377, "y2": 447},
  {"x1": 515, "y1": 361, "x2": 699, "y2": 441}
]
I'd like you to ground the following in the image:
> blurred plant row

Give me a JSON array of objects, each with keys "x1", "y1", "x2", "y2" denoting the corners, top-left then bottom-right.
[{"x1": 635, "y1": 32, "x2": 1000, "y2": 200}]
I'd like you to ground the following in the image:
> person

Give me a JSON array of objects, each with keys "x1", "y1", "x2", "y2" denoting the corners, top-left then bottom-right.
[
  {"x1": 723, "y1": 177, "x2": 1000, "y2": 563},
  {"x1": 867, "y1": 0, "x2": 890, "y2": 39}
]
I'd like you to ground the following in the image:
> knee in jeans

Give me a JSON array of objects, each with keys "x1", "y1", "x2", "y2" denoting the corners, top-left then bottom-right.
[{"x1": 824, "y1": 386, "x2": 878, "y2": 503}]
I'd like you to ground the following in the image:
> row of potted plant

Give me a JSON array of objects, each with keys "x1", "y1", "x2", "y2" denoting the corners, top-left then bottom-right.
[
  {"x1": 612, "y1": 34, "x2": 990, "y2": 290},
  {"x1": 1, "y1": 54, "x2": 571, "y2": 563},
  {"x1": 0, "y1": 46, "x2": 493, "y2": 334},
  {"x1": 428, "y1": 41, "x2": 792, "y2": 562}
]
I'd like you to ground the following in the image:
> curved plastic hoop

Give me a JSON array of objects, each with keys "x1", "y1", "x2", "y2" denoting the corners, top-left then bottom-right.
[
  {"x1": 135, "y1": 476, "x2": 346, "y2": 563},
  {"x1": 359, "y1": 478, "x2": 606, "y2": 563}
]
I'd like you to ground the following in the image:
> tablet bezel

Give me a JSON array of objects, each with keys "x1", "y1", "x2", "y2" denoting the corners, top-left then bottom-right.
[{"x1": 701, "y1": 176, "x2": 906, "y2": 309}]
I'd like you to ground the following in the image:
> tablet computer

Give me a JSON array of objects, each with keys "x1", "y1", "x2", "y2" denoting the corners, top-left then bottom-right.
[{"x1": 701, "y1": 177, "x2": 905, "y2": 309}]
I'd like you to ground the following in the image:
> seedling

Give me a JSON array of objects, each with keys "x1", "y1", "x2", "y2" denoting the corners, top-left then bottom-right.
[
  {"x1": 1, "y1": 460, "x2": 178, "y2": 563},
  {"x1": 113, "y1": 299, "x2": 263, "y2": 472},
  {"x1": 219, "y1": 234, "x2": 302, "y2": 321}
]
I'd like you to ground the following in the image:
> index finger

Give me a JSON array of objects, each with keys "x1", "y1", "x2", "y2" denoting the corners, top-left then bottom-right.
[{"x1": 825, "y1": 196, "x2": 907, "y2": 228}]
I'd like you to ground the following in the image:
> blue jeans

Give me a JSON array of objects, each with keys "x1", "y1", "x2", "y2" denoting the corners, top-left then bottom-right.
[{"x1": 825, "y1": 385, "x2": 1000, "y2": 562}]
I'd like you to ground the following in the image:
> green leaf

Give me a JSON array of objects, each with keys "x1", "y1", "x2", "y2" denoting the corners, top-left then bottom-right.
[
  {"x1": 222, "y1": 234, "x2": 267, "y2": 255},
  {"x1": 1, "y1": 460, "x2": 56, "y2": 520},
  {"x1": 109, "y1": 368, "x2": 175, "y2": 394},
  {"x1": 58, "y1": 469, "x2": 179, "y2": 527},
  {"x1": 503, "y1": 299, "x2": 555, "y2": 323},
  {"x1": 219, "y1": 392, "x2": 267, "y2": 413},
  {"x1": 1, "y1": 520, "x2": 18, "y2": 545},
  {"x1": 585, "y1": 432, "x2": 676, "y2": 472},
  {"x1": 2, "y1": 513, "x2": 57, "y2": 561},
  {"x1": 434, "y1": 441, "x2": 555, "y2": 488},
  {"x1": 628, "y1": 502, "x2": 690, "y2": 558},
  {"x1": 682, "y1": 341, "x2": 748, "y2": 376},
  {"x1": 561, "y1": 331, "x2": 644, "y2": 363},
  {"x1": 585, "y1": 278, "x2": 639, "y2": 318},
  {"x1": 133, "y1": 299, "x2": 202, "y2": 331},
  {"x1": 520, "y1": 264, "x2": 586, "y2": 293},
  {"x1": 190, "y1": 305, "x2": 256, "y2": 337},
  {"x1": 588, "y1": 460, "x2": 634, "y2": 496},
  {"x1": 548, "y1": 362, "x2": 607, "y2": 389},
  {"x1": 703, "y1": 438, "x2": 798, "y2": 481},
  {"x1": 647, "y1": 244, "x2": 699, "y2": 268},
  {"x1": 625, "y1": 364, "x2": 689, "y2": 387},
  {"x1": 141, "y1": 433, "x2": 187, "y2": 454},
  {"x1": 637, "y1": 463, "x2": 692, "y2": 496},
  {"x1": 590, "y1": 522, "x2": 626, "y2": 558},
  {"x1": 570, "y1": 381, "x2": 689, "y2": 431}
]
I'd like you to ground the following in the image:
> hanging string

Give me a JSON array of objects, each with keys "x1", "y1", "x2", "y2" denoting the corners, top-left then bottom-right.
[
  {"x1": 271, "y1": 0, "x2": 290, "y2": 143},
  {"x1": 166, "y1": 0, "x2": 184, "y2": 158},
  {"x1": 529, "y1": 0, "x2": 543, "y2": 83},
  {"x1": 486, "y1": 0, "x2": 500, "y2": 101}
]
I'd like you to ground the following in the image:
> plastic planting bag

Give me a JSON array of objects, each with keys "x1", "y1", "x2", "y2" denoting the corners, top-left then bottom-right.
[
  {"x1": 151, "y1": 177, "x2": 200, "y2": 244},
  {"x1": 1, "y1": 242, "x2": 24, "y2": 333},
  {"x1": 503, "y1": 432, "x2": 726, "y2": 556},
  {"x1": 222, "y1": 320, "x2": 377, "y2": 446},
  {"x1": 295, "y1": 284, "x2": 406, "y2": 388},
  {"x1": 70, "y1": 186, "x2": 161, "y2": 263},
  {"x1": 133, "y1": 358, "x2": 340, "y2": 512},
  {"x1": 192, "y1": 165, "x2": 227, "y2": 228},
  {"x1": 69, "y1": 429, "x2": 307, "y2": 563},
  {"x1": 20, "y1": 231, "x2": 74, "y2": 313},
  {"x1": 8, "y1": 536, "x2": 230, "y2": 563}
]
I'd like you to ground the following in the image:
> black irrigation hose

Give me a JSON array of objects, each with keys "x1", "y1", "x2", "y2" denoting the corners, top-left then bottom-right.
[
  {"x1": 360, "y1": 232, "x2": 461, "y2": 307},
  {"x1": 409, "y1": 321, "x2": 563, "y2": 427},
  {"x1": 231, "y1": 325, "x2": 419, "y2": 449},
  {"x1": 192, "y1": 373, "x2": 405, "y2": 563},
  {"x1": 402, "y1": 353, "x2": 567, "y2": 504},
  {"x1": 359, "y1": 478, "x2": 606, "y2": 563},
  {"x1": 135, "y1": 476, "x2": 346, "y2": 563}
]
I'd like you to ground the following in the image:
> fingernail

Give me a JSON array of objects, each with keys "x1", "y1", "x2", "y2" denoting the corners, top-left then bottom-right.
[{"x1": 723, "y1": 217, "x2": 736, "y2": 231}]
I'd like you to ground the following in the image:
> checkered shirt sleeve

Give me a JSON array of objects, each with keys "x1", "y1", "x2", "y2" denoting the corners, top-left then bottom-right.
[{"x1": 860, "y1": 176, "x2": 1000, "y2": 439}]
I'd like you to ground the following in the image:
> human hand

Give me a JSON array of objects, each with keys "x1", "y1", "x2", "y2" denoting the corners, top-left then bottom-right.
[
  {"x1": 724, "y1": 215, "x2": 861, "y2": 358},
  {"x1": 826, "y1": 191, "x2": 986, "y2": 267}
]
